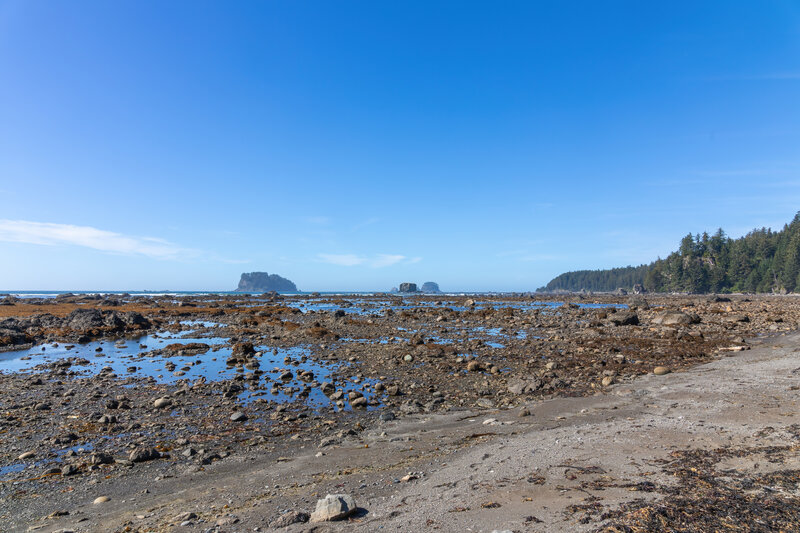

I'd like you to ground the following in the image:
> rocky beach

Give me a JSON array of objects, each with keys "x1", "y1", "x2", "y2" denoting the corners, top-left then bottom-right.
[{"x1": 1, "y1": 292, "x2": 799, "y2": 532}]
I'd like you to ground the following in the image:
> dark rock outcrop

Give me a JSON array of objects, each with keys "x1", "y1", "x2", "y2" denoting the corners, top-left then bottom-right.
[
  {"x1": 608, "y1": 311, "x2": 639, "y2": 326},
  {"x1": 236, "y1": 272, "x2": 298, "y2": 292},
  {"x1": 420, "y1": 282, "x2": 441, "y2": 293},
  {"x1": 398, "y1": 283, "x2": 418, "y2": 293},
  {"x1": 0, "y1": 309, "x2": 151, "y2": 348}
]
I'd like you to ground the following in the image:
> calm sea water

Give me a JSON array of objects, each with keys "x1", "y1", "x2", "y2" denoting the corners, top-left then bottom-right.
[
  {"x1": 0, "y1": 290, "x2": 515, "y2": 299},
  {"x1": 0, "y1": 290, "x2": 366, "y2": 298}
]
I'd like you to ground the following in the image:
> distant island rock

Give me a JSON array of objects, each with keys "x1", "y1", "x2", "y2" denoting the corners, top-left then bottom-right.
[
  {"x1": 392, "y1": 282, "x2": 441, "y2": 293},
  {"x1": 398, "y1": 282, "x2": 418, "y2": 293},
  {"x1": 420, "y1": 281, "x2": 441, "y2": 293},
  {"x1": 235, "y1": 272, "x2": 298, "y2": 292}
]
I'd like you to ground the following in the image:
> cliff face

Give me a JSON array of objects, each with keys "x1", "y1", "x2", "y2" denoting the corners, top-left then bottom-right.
[{"x1": 235, "y1": 272, "x2": 298, "y2": 292}]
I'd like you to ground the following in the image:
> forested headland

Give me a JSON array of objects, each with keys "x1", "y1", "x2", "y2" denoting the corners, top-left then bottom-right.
[{"x1": 539, "y1": 212, "x2": 800, "y2": 294}]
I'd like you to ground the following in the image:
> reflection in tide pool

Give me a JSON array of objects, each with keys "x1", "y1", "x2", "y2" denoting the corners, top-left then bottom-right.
[{"x1": 0, "y1": 332, "x2": 380, "y2": 410}]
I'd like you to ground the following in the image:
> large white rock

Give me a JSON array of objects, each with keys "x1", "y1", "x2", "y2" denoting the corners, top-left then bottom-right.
[{"x1": 310, "y1": 493, "x2": 357, "y2": 522}]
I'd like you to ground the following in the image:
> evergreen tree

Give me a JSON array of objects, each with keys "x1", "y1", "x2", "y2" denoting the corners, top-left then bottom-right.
[{"x1": 539, "y1": 211, "x2": 800, "y2": 294}]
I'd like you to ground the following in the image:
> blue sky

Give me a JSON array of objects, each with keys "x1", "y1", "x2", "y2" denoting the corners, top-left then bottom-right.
[{"x1": 1, "y1": 1, "x2": 799, "y2": 291}]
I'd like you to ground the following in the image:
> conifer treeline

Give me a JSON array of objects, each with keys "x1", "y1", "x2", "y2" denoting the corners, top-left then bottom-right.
[{"x1": 539, "y1": 212, "x2": 800, "y2": 294}]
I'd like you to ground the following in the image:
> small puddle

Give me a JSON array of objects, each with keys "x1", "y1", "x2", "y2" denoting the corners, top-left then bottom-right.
[{"x1": 0, "y1": 463, "x2": 26, "y2": 477}]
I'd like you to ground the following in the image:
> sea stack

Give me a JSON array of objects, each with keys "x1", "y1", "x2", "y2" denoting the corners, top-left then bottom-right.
[
  {"x1": 235, "y1": 272, "x2": 298, "y2": 292},
  {"x1": 421, "y1": 281, "x2": 441, "y2": 293}
]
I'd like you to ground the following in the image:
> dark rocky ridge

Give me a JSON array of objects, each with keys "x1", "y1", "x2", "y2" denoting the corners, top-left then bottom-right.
[{"x1": 236, "y1": 272, "x2": 298, "y2": 292}]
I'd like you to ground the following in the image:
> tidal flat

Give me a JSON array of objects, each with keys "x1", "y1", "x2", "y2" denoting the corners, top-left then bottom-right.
[{"x1": 2, "y1": 292, "x2": 799, "y2": 532}]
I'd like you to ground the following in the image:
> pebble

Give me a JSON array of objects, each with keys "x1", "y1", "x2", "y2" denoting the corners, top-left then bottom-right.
[
  {"x1": 215, "y1": 515, "x2": 239, "y2": 526},
  {"x1": 93, "y1": 496, "x2": 111, "y2": 504},
  {"x1": 173, "y1": 512, "x2": 197, "y2": 523},
  {"x1": 653, "y1": 366, "x2": 671, "y2": 376},
  {"x1": 230, "y1": 411, "x2": 248, "y2": 422}
]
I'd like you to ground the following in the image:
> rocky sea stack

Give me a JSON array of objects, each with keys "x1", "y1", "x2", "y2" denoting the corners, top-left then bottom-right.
[
  {"x1": 235, "y1": 272, "x2": 298, "y2": 292},
  {"x1": 421, "y1": 281, "x2": 441, "y2": 293},
  {"x1": 398, "y1": 282, "x2": 418, "y2": 293}
]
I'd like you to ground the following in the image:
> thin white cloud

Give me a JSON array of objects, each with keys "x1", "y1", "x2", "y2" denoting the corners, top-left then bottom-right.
[
  {"x1": 318, "y1": 253, "x2": 365, "y2": 266},
  {"x1": 372, "y1": 254, "x2": 405, "y2": 267},
  {"x1": 318, "y1": 253, "x2": 419, "y2": 268},
  {"x1": 0, "y1": 219, "x2": 197, "y2": 260}
]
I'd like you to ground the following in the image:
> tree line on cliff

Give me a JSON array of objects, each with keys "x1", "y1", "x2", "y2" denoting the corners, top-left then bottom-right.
[{"x1": 540, "y1": 212, "x2": 800, "y2": 294}]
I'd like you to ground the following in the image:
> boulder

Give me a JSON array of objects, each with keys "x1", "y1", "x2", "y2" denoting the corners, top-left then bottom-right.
[
  {"x1": 467, "y1": 360, "x2": 482, "y2": 372},
  {"x1": 65, "y1": 309, "x2": 105, "y2": 330},
  {"x1": 153, "y1": 397, "x2": 172, "y2": 409},
  {"x1": 129, "y1": 447, "x2": 161, "y2": 463},
  {"x1": 270, "y1": 510, "x2": 310, "y2": 528},
  {"x1": 608, "y1": 312, "x2": 639, "y2": 326},
  {"x1": 310, "y1": 494, "x2": 358, "y2": 522},
  {"x1": 63, "y1": 309, "x2": 150, "y2": 332},
  {"x1": 350, "y1": 396, "x2": 368, "y2": 409},
  {"x1": 627, "y1": 296, "x2": 650, "y2": 310},
  {"x1": 232, "y1": 342, "x2": 255, "y2": 357},
  {"x1": 119, "y1": 311, "x2": 150, "y2": 328},
  {"x1": 507, "y1": 378, "x2": 542, "y2": 395},
  {"x1": 653, "y1": 311, "x2": 700, "y2": 325},
  {"x1": 0, "y1": 328, "x2": 27, "y2": 346}
]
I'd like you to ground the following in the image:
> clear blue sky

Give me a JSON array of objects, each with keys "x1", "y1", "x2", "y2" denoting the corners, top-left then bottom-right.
[{"x1": 1, "y1": 1, "x2": 799, "y2": 291}]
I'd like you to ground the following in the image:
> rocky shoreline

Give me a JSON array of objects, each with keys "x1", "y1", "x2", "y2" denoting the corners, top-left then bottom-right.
[{"x1": 1, "y1": 292, "x2": 799, "y2": 532}]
